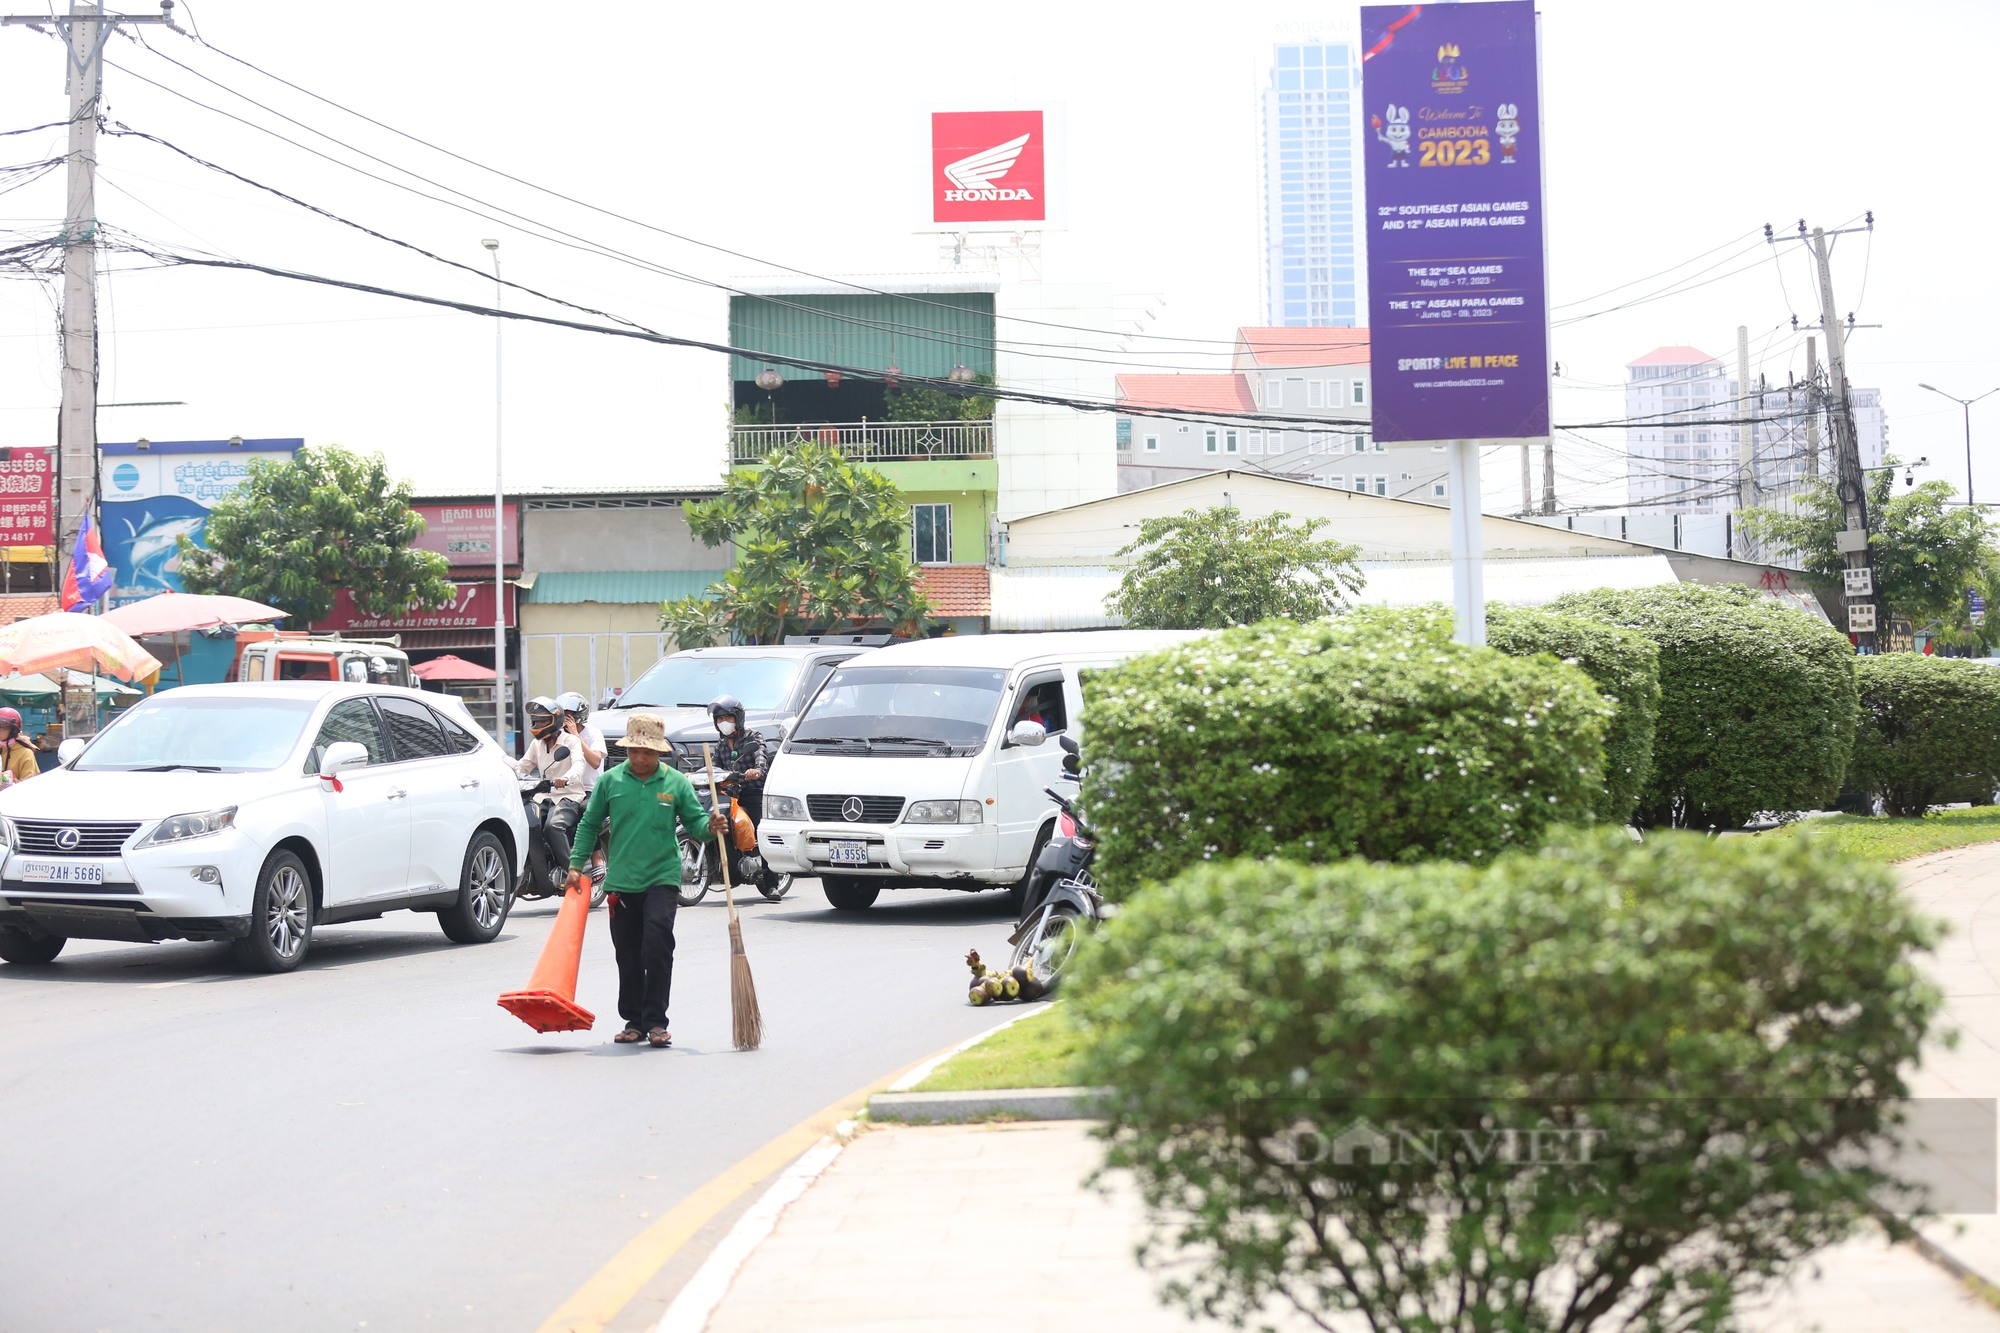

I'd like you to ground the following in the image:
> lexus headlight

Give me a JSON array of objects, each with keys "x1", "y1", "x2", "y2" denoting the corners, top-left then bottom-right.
[
  {"x1": 764, "y1": 795, "x2": 806, "y2": 821},
  {"x1": 0, "y1": 813, "x2": 14, "y2": 850},
  {"x1": 904, "y1": 799, "x2": 983, "y2": 825},
  {"x1": 137, "y1": 807, "x2": 237, "y2": 848}
]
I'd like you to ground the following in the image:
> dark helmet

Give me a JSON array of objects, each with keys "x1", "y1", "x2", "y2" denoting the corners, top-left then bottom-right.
[
  {"x1": 0, "y1": 706, "x2": 19, "y2": 740},
  {"x1": 526, "y1": 695, "x2": 561, "y2": 740},
  {"x1": 707, "y1": 695, "x2": 746, "y2": 732},
  {"x1": 554, "y1": 690, "x2": 589, "y2": 726}
]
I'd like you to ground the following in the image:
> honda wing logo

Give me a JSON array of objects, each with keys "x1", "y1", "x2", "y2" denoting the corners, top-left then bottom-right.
[{"x1": 943, "y1": 133, "x2": 1033, "y2": 202}]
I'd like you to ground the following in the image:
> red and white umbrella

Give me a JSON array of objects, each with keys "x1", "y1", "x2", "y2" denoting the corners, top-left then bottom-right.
[
  {"x1": 103, "y1": 592, "x2": 286, "y2": 637},
  {"x1": 412, "y1": 654, "x2": 496, "y2": 682},
  {"x1": 0, "y1": 612, "x2": 162, "y2": 682}
]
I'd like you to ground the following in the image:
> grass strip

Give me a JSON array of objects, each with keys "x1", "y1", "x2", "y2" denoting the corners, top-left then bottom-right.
[
  {"x1": 908, "y1": 1006, "x2": 1084, "y2": 1093},
  {"x1": 1766, "y1": 806, "x2": 2000, "y2": 864}
]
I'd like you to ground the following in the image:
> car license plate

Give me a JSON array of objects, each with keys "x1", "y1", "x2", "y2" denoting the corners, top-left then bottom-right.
[
  {"x1": 19, "y1": 859, "x2": 105, "y2": 885},
  {"x1": 828, "y1": 841, "x2": 870, "y2": 867}
]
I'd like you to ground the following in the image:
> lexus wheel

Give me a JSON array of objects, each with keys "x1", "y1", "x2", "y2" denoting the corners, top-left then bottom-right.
[
  {"x1": 232, "y1": 850, "x2": 314, "y2": 973},
  {"x1": 440, "y1": 830, "x2": 512, "y2": 944},
  {"x1": 0, "y1": 924, "x2": 65, "y2": 965}
]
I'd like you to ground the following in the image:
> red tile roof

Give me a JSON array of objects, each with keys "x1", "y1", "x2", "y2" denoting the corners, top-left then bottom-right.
[
  {"x1": 1628, "y1": 346, "x2": 1718, "y2": 367},
  {"x1": 1116, "y1": 373, "x2": 1255, "y2": 414},
  {"x1": 1234, "y1": 326, "x2": 1371, "y2": 368},
  {"x1": 0, "y1": 593, "x2": 59, "y2": 623},
  {"x1": 918, "y1": 565, "x2": 991, "y2": 618}
]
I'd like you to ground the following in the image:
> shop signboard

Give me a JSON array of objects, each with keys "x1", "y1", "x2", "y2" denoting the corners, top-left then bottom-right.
[
  {"x1": 97, "y1": 439, "x2": 301, "y2": 607},
  {"x1": 1360, "y1": 1, "x2": 1549, "y2": 442},
  {"x1": 0, "y1": 446, "x2": 55, "y2": 547}
]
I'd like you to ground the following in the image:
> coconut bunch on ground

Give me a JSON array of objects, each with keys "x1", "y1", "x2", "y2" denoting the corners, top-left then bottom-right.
[{"x1": 964, "y1": 949, "x2": 1048, "y2": 1005}]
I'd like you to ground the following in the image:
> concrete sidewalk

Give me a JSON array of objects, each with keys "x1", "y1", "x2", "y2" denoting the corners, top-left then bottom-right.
[{"x1": 679, "y1": 842, "x2": 2000, "y2": 1331}]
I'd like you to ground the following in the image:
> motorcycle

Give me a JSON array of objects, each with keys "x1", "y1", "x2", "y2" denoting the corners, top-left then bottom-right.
[
  {"x1": 515, "y1": 745, "x2": 608, "y2": 909},
  {"x1": 1006, "y1": 736, "x2": 1100, "y2": 989},
  {"x1": 675, "y1": 761, "x2": 793, "y2": 905}
]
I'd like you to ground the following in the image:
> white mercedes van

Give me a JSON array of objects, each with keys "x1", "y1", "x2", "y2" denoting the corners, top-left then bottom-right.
[{"x1": 756, "y1": 631, "x2": 1198, "y2": 911}]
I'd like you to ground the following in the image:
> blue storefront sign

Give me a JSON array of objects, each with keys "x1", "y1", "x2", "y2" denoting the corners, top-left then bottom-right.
[{"x1": 98, "y1": 439, "x2": 301, "y2": 607}]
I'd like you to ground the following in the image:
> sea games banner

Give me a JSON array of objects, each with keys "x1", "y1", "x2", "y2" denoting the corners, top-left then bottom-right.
[{"x1": 1360, "y1": 1, "x2": 1549, "y2": 442}]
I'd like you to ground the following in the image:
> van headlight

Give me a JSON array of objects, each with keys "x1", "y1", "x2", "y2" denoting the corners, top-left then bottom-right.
[
  {"x1": 764, "y1": 795, "x2": 806, "y2": 821},
  {"x1": 904, "y1": 800, "x2": 983, "y2": 825},
  {"x1": 137, "y1": 807, "x2": 238, "y2": 848}
]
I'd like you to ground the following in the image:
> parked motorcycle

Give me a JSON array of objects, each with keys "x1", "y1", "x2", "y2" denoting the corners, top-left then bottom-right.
[
  {"x1": 1007, "y1": 736, "x2": 1099, "y2": 988},
  {"x1": 675, "y1": 761, "x2": 792, "y2": 905},
  {"x1": 516, "y1": 745, "x2": 608, "y2": 909}
]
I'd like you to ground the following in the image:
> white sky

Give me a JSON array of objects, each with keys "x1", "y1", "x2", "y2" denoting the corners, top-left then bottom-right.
[{"x1": 0, "y1": 0, "x2": 1989, "y2": 514}]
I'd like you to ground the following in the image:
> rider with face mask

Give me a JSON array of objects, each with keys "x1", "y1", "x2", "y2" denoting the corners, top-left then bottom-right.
[
  {"x1": 706, "y1": 695, "x2": 767, "y2": 828},
  {"x1": 518, "y1": 694, "x2": 604, "y2": 867}
]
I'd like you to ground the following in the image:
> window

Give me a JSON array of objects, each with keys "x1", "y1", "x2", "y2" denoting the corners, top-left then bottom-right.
[
  {"x1": 1143, "y1": 434, "x2": 1160, "y2": 453},
  {"x1": 800, "y1": 661, "x2": 839, "y2": 707},
  {"x1": 912, "y1": 503, "x2": 953, "y2": 564},
  {"x1": 1352, "y1": 475, "x2": 1368, "y2": 493},
  {"x1": 1270, "y1": 432, "x2": 1288, "y2": 456},
  {"x1": 1246, "y1": 431, "x2": 1265, "y2": 456},
  {"x1": 1308, "y1": 379, "x2": 1324, "y2": 408},
  {"x1": 378, "y1": 696, "x2": 451, "y2": 761},
  {"x1": 1010, "y1": 673, "x2": 1070, "y2": 735},
  {"x1": 430, "y1": 707, "x2": 483, "y2": 755},
  {"x1": 1374, "y1": 476, "x2": 1389, "y2": 495},
  {"x1": 1287, "y1": 378, "x2": 1306, "y2": 406},
  {"x1": 1373, "y1": 438, "x2": 1387, "y2": 453},
  {"x1": 1204, "y1": 429, "x2": 1219, "y2": 455},
  {"x1": 1266, "y1": 380, "x2": 1283, "y2": 408},
  {"x1": 1351, "y1": 380, "x2": 1367, "y2": 405},
  {"x1": 1432, "y1": 479, "x2": 1449, "y2": 499},
  {"x1": 1224, "y1": 430, "x2": 1240, "y2": 454},
  {"x1": 1328, "y1": 475, "x2": 1346, "y2": 490}
]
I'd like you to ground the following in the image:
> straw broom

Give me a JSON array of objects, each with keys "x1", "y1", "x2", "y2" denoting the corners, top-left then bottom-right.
[{"x1": 703, "y1": 744, "x2": 763, "y2": 1050}]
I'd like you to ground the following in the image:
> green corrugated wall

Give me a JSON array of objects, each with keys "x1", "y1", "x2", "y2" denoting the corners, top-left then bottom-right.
[{"x1": 729, "y1": 293, "x2": 996, "y2": 383}]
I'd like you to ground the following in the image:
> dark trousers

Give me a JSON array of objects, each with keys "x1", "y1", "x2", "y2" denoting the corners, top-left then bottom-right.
[
  {"x1": 608, "y1": 888, "x2": 678, "y2": 1031},
  {"x1": 543, "y1": 797, "x2": 583, "y2": 868}
]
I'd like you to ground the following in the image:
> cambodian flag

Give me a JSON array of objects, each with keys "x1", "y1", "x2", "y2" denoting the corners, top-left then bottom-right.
[{"x1": 61, "y1": 513, "x2": 116, "y2": 612}]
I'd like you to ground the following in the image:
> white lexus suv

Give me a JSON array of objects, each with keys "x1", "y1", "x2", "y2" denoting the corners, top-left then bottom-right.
[{"x1": 0, "y1": 682, "x2": 528, "y2": 972}]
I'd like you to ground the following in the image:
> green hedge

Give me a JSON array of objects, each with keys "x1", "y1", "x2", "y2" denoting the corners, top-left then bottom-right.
[
  {"x1": 1338, "y1": 604, "x2": 1661, "y2": 824},
  {"x1": 1080, "y1": 618, "x2": 1611, "y2": 897},
  {"x1": 1071, "y1": 829, "x2": 1943, "y2": 1328},
  {"x1": 1551, "y1": 584, "x2": 1858, "y2": 827},
  {"x1": 1850, "y1": 655, "x2": 2000, "y2": 816}
]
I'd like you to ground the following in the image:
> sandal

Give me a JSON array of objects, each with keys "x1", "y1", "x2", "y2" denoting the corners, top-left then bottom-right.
[
  {"x1": 648, "y1": 1027, "x2": 672, "y2": 1048},
  {"x1": 614, "y1": 1026, "x2": 643, "y2": 1044}
]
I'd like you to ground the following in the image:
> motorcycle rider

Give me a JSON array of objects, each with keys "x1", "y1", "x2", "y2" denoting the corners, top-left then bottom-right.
[
  {"x1": 0, "y1": 707, "x2": 38, "y2": 785},
  {"x1": 706, "y1": 695, "x2": 767, "y2": 830},
  {"x1": 517, "y1": 694, "x2": 604, "y2": 867}
]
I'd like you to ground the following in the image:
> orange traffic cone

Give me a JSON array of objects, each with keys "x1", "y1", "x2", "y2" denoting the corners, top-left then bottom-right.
[{"x1": 498, "y1": 874, "x2": 597, "y2": 1033}]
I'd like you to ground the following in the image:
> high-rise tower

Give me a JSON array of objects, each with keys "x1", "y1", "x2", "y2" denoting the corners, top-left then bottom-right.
[{"x1": 1259, "y1": 39, "x2": 1364, "y2": 327}]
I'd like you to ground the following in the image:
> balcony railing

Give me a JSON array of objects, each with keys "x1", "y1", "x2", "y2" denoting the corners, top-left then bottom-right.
[{"x1": 730, "y1": 420, "x2": 994, "y2": 466}]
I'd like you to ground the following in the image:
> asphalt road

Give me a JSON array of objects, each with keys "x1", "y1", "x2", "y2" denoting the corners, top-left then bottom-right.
[{"x1": 0, "y1": 878, "x2": 1018, "y2": 1332}]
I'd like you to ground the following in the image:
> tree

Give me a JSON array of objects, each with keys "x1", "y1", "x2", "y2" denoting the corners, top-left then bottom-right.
[
  {"x1": 1105, "y1": 506, "x2": 1364, "y2": 630},
  {"x1": 659, "y1": 442, "x2": 931, "y2": 645},
  {"x1": 1741, "y1": 463, "x2": 1996, "y2": 633},
  {"x1": 175, "y1": 445, "x2": 455, "y2": 626}
]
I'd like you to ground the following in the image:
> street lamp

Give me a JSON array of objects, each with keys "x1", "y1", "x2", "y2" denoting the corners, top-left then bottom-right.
[
  {"x1": 483, "y1": 238, "x2": 506, "y2": 747},
  {"x1": 1918, "y1": 382, "x2": 2000, "y2": 508}
]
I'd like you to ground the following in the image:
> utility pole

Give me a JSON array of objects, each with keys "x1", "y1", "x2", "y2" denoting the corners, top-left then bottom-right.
[
  {"x1": 1803, "y1": 336, "x2": 1820, "y2": 478},
  {"x1": 1, "y1": 2, "x2": 180, "y2": 582},
  {"x1": 1735, "y1": 324, "x2": 1756, "y2": 560},
  {"x1": 1771, "y1": 218, "x2": 1878, "y2": 652},
  {"x1": 1539, "y1": 436, "x2": 1555, "y2": 514},
  {"x1": 1520, "y1": 442, "x2": 1532, "y2": 516},
  {"x1": 483, "y1": 238, "x2": 506, "y2": 747}
]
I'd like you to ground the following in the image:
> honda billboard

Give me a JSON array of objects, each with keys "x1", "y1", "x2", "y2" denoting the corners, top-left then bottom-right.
[{"x1": 924, "y1": 108, "x2": 1064, "y2": 230}]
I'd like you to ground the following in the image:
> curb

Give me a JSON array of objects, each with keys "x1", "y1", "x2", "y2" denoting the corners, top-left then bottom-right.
[
  {"x1": 869, "y1": 1085, "x2": 1110, "y2": 1123},
  {"x1": 1903, "y1": 1215, "x2": 2000, "y2": 1296}
]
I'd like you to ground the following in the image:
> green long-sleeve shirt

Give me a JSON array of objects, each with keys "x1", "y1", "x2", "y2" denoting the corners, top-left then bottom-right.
[{"x1": 568, "y1": 760, "x2": 712, "y2": 891}]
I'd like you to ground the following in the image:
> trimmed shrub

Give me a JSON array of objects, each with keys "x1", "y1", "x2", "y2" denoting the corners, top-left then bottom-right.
[
  {"x1": 1071, "y1": 828, "x2": 1944, "y2": 1330},
  {"x1": 1850, "y1": 655, "x2": 2000, "y2": 816},
  {"x1": 1337, "y1": 603, "x2": 1662, "y2": 825},
  {"x1": 1080, "y1": 618, "x2": 1611, "y2": 897},
  {"x1": 1551, "y1": 583, "x2": 1859, "y2": 827}
]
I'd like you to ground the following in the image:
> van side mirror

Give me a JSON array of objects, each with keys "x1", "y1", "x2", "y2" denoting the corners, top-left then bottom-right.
[
  {"x1": 56, "y1": 737, "x2": 86, "y2": 765},
  {"x1": 1008, "y1": 720, "x2": 1048, "y2": 748}
]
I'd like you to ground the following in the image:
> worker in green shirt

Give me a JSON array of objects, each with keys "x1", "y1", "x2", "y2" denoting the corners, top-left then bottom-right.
[{"x1": 567, "y1": 713, "x2": 714, "y2": 1048}]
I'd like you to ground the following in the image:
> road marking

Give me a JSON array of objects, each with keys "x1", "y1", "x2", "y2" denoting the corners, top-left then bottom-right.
[{"x1": 534, "y1": 1010, "x2": 1044, "y2": 1333}]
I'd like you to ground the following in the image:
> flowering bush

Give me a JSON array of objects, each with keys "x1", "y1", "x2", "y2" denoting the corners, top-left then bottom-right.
[
  {"x1": 1071, "y1": 828, "x2": 1944, "y2": 1330},
  {"x1": 1079, "y1": 618, "x2": 1610, "y2": 898},
  {"x1": 1336, "y1": 604, "x2": 1662, "y2": 825},
  {"x1": 1551, "y1": 584, "x2": 1858, "y2": 827},
  {"x1": 1850, "y1": 654, "x2": 2000, "y2": 815}
]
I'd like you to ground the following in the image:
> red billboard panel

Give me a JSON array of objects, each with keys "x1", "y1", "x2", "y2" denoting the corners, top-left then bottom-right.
[
  {"x1": 0, "y1": 446, "x2": 55, "y2": 547},
  {"x1": 931, "y1": 110, "x2": 1046, "y2": 226},
  {"x1": 318, "y1": 583, "x2": 515, "y2": 633},
  {"x1": 413, "y1": 502, "x2": 519, "y2": 569}
]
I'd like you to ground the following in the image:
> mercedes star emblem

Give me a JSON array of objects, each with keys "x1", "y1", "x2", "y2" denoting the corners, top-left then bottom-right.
[
  {"x1": 840, "y1": 797, "x2": 865, "y2": 822},
  {"x1": 54, "y1": 827, "x2": 81, "y2": 851}
]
